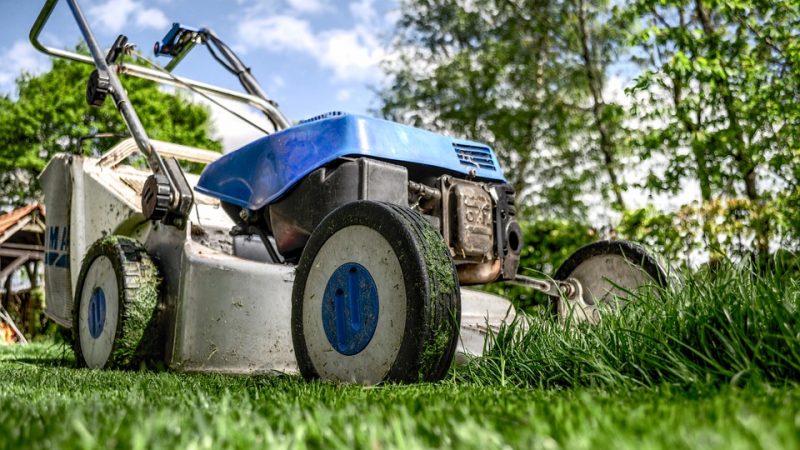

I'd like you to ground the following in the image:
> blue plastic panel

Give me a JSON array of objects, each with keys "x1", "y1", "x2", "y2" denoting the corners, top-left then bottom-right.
[{"x1": 196, "y1": 113, "x2": 506, "y2": 210}]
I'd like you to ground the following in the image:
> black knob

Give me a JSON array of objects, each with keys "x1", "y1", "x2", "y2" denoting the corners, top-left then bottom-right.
[
  {"x1": 86, "y1": 70, "x2": 110, "y2": 108},
  {"x1": 142, "y1": 174, "x2": 171, "y2": 221}
]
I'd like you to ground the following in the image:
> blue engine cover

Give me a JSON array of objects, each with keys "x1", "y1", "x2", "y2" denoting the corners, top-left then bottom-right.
[{"x1": 196, "y1": 112, "x2": 506, "y2": 210}]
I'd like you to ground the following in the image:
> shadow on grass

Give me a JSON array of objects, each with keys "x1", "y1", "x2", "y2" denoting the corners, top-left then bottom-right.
[
  {"x1": 0, "y1": 342, "x2": 75, "y2": 368},
  {"x1": 7, "y1": 355, "x2": 73, "y2": 367}
]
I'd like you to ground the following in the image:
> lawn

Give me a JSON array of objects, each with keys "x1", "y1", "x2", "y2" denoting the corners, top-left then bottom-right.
[{"x1": 1, "y1": 264, "x2": 799, "y2": 449}]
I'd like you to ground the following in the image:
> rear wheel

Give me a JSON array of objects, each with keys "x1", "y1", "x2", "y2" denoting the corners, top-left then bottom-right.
[
  {"x1": 292, "y1": 201, "x2": 460, "y2": 384},
  {"x1": 73, "y1": 236, "x2": 162, "y2": 369},
  {"x1": 553, "y1": 240, "x2": 667, "y2": 323}
]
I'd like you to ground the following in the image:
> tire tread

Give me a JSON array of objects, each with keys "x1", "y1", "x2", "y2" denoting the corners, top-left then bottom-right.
[
  {"x1": 72, "y1": 236, "x2": 162, "y2": 369},
  {"x1": 382, "y1": 203, "x2": 460, "y2": 381}
]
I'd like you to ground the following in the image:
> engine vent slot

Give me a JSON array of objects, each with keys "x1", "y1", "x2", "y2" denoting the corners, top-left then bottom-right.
[
  {"x1": 300, "y1": 111, "x2": 345, "y2": 124},
  {"x1": 453, "y1": 143, "x2": 496, "y2": 171}
]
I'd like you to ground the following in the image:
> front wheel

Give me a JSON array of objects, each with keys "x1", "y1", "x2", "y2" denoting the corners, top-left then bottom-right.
[
  {"x1": 73, "y1": 236, "x2": 162, "y2": 369},
  {"x1": 291, "y1": 201, "x2": 460, "y2": 384}
]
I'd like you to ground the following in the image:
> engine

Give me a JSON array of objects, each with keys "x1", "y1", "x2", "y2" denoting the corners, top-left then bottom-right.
[{"x1": 261, "y1": 157, "x2": 522, "y2": 285}]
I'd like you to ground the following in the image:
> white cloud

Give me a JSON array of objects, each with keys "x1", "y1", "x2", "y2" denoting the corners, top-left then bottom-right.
[
  {"x1": 336, "y1": 89, "x2": 351, "y2": 101},
  {"x1": 135, "y1": 7, "x2": 170, "y2": 30},
  {"x1": 190, "y1": 94, "x2": 275, "y2": 152},
  {"x1": 287, "y1": 0, "x2": 329, "y2": 14},
  {"x1": 238, "y1": 16, "x2": 318, "y2": 54},
  {"x1": 0, "y1": 40, "x2": 51, "y2": 94},
  {"x1": 88, "y1": 0, "x2": 137, "y2": 34},
  {"x1": 316, "y1": 28, "x2": 385, "y2": 81},
  {"x1": 236, "y1": 9, "x2": 388, "y2": 83},
  {"x1": 383, "y1": 8, "x2": 401, "y2": 27},
  {"x1": 349, "y1": 0, "x2": 377, "y2": 25},
  {"x1": 271, "y1": 75, "x2": 286, "y2": 89},
  {"x1": 88, "y1": 0, "x2": 170, "y2": 34}
]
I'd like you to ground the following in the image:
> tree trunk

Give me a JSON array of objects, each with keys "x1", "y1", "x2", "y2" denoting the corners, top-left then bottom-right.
[{"x1": 575, "y1": 0, "x2": 626, "y2": 210}]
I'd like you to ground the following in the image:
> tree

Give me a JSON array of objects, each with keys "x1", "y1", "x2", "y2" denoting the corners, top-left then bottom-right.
[
  {"x1": 0, "y1": 52, "x2": 222, "y2": 208},
  {"x1": 379, "y1": 0, "x2": 631, "y2": 218},
  {"x1": 622, "y1": 0, "x2": 800, "y2": 259},
  {"x1": 381, "y1": 0, "x2": 800, "y2": 263},
  {"x1": 569, "y1": 0, "x2": 629, "y2": 210}
]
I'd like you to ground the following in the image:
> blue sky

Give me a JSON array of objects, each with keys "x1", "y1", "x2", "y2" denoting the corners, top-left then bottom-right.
[{"x1": 1, "y1": 0, "x2": 398, "y2": 149}]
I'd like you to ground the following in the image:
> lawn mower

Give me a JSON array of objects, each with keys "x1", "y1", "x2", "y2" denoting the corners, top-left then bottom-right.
[{"x1": 30, "y1": 0, "x2": 667, "y2": 383}]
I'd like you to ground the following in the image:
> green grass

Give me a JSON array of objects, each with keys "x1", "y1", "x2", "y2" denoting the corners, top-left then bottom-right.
[
  {"x1": 461, "y1": 263, "x2": 800, "y2": 389},
  {"x1": 2, "y1": 264, "x2": 799, "y2": 449}
]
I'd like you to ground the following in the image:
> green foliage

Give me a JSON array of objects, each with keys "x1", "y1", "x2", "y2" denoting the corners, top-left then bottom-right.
[
  {"x1": 381, "y1": 0, "x2": 631, "y2": 217},
  {"x1": 0, "y1": 52, "x2": 222, "y2": 207},
  {"x1": 621, "y1": 0, "x2": 800, "y2": 256},
  {"x1": 617, "y1": 206, "x2": 700, "y2": 264},
  {"x1": 618, "y1": 199, "x2": 793, "y2": 265},
  {"x1": 382, "y1": 0, "x2": 800, "y2": 260},
  {"x1": 516, "y1": 218, "x2": 597, "y2": 277}
]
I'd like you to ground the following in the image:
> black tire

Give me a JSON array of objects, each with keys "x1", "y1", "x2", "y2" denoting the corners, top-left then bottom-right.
[
  {"x1": 552, "y1": 240, "x2": 667, "y2": 320},
  {"x1": 72, "y1": 236, "x2": 162, "y2": 369},
  {"x1": 292, "y1": 201, "x2": 461, "y2": 384},
  {"x1": 555, "y1": 240, "x2": 667, "y2": 286}
]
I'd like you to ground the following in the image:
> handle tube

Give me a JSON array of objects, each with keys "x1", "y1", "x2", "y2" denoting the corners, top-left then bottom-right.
[
  {"x1": 31, "y1": 0, "x2": 167, "y2": 177},
  {"x1": 30, "y1": 0, "x2": 195, "y2": 222},
  {"x1": 29, "y1": 0, "x2": 290, "y2": 131}
]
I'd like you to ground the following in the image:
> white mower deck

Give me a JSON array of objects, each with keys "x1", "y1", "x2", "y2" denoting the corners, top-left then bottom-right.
[{"x1": 41, "y1": 139, "x2": 515, "y2": 374}]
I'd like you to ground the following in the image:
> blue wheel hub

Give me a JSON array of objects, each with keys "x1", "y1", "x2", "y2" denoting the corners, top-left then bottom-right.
[
  {"x1": 88, "y1": 287, "x2": 106, "y2": 339},
  {"x1": 322, "y1": 262, "x2": 379, "y2": 355}
]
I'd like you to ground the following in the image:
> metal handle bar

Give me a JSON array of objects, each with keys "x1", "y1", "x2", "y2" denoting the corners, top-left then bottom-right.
[
  {"x1": 31, "y1": 0, "x2": 166, "y2": 174},
  {"x1": 29, "y1": 0, "x2": 291, "y2": 131},
  {"x1": 31, "y1": 0, "x2": 198, "y2": 224}
]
